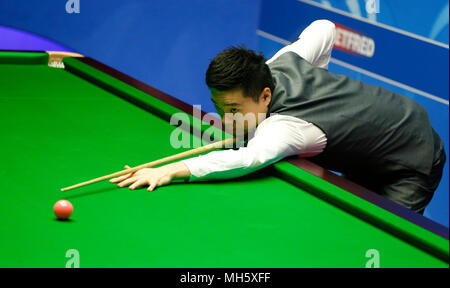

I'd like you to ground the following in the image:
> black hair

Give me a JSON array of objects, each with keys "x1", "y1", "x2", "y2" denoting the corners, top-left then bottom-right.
[{"x1": 205, "y1": 45, "x2": 274, "y2": 101}]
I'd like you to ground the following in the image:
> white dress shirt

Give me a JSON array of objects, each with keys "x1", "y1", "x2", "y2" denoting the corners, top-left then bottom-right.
[{"x1": 183, "y1": 20, "x2": 335, "y2": 181}]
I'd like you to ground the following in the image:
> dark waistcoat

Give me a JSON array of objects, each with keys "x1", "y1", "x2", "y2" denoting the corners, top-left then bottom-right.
[{"x1": 268, "y1": 51, "x2": 442, "y2": 178}]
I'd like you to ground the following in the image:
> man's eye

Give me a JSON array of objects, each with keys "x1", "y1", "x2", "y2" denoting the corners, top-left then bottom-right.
[{"x1": 230, "y1": 108, "x2": 238, "y2": 113}]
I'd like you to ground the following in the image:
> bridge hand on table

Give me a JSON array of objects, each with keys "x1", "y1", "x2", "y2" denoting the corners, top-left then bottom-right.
[{"x1": 109, "y1": 165, "x2": 172, "y2": 192}]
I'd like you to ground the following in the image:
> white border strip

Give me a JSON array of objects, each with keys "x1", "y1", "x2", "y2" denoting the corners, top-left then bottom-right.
[
  {"x1": 298, "y1": 0, "x2": 449, "y2": 49},
  {"x1": 257, "y1": 30, "x2": 449, "y2": 105}
]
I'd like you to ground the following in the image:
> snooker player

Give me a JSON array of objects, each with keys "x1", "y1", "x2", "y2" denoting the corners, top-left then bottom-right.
[{"x1": 110, "y1": 20, "x2": 446, "y2": 215}]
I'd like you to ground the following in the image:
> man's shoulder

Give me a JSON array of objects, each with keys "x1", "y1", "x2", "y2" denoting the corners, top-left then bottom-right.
[
  {"x1": 267, "y1": 51, "x2": 307, "y2": 69},
  {"x1": 267, "y1": 51, "x2": 319, "y2": 83}
]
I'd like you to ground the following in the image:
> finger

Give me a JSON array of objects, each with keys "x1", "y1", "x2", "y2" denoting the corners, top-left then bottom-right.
[
  {"x1": 110, "y1": 174, "x2": 131, "y2": 183},
  {"x1": 129, "y1": 178, "x2": 148, "y2": 190},
  {"x1": 117, "y1": 176, "x2": 139, "y2": 187},
  {"x1": 147, "y1": 176, "x2": 171, "y2": 192},
  {"x1": 110, "y1": 165, "x2": 133, "y2": 183},
  {"x1": 110, "y1": 173, "x2": 132, "y2": 183},
  {"x1": 147, "y1": 180, "x2": 157, "y2": 192}
]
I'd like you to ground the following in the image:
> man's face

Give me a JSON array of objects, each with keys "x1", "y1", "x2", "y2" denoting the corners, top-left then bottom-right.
[{"x1": 211, "y1": 87, "x2": 272, "y2": 136}]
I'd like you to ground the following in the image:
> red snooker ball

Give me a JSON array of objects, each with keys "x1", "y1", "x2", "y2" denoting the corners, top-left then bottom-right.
[{"x1": 53, "y1": 200, "x2": 73, "y2": 220}]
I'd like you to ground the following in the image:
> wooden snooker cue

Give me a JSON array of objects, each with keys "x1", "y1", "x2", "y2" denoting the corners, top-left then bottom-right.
[{"x1": 60, "y1": 137, "x2": 236, "y2": 192}]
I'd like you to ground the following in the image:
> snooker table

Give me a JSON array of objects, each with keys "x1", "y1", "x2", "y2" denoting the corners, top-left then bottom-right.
[{"x1": 0, "y1": 50, "x2": 448, "y2": 268}]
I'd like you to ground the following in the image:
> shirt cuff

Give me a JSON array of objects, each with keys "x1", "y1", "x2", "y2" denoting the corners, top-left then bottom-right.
[{"x1": 182, "y1": 157, "x2": 204, "y2": 182}]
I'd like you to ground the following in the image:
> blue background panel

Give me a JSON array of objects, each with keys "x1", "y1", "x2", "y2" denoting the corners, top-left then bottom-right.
[
  {"x1": 258, "y1": 0, "x2": 449, "y2": 227},
  {"x1": 309, "y1": 0, "x2": 449, "y2": 44},
  {"x1": 258, "y1": 0, "x2": 449, "y2": 101}
]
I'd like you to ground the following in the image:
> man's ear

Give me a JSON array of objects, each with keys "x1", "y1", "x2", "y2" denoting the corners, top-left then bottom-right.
[{"x1": 260, "y1": 87, "x2": 272, "y2": 106}]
